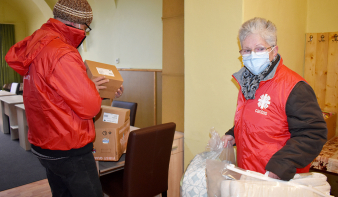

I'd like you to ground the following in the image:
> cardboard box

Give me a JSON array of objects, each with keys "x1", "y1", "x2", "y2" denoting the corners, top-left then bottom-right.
[
  {"x1": 84, "y1": 60, "x2": 123, "y2": 99},
  {"x1": 95, "y1": 106, "x2": 130, "y2": 128},
  {"x1": 323, "y1": 112, "x2": 337, "y2": 140},
  {"x1": 93, "y1": 106, "x2": 131, "y2": 161},
  {"x1": 93, "y1": 119, "x2": 130, "y2": 161}
]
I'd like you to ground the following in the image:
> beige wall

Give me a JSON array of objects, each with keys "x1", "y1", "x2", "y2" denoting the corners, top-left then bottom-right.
[
  {"x1": 79, "y1": 0, "x2": 163, "y2": 69},
  {"x1": 0, "y1": 0, "x2": 27, "y2": 43},
  {"x1": 243, "y1": 0, "x2": 307, "y2": 75},
  {"x1": 184, "y1": 0, "x2": 242, "y2": 168},
  {"x1": 0, "y1": 0, "x2": 52, "y2": 41},
  {"x1": 15, "y1": 0, "x2": 50, "y2": 35},
  {"x1": 307, "y1": 0, "x2": 338, "y2": 33}
]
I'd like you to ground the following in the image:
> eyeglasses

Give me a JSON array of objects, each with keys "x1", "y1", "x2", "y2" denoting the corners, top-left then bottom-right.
[
  {"x1": 239, "y1": 46, "x2": 274, "y2": 56},
  {"x1": 66, "y1": 24, "x2": 92, "y2": 33},
  {"x1": 84, "y1": 23, "x2": 92, "y2": 33}
]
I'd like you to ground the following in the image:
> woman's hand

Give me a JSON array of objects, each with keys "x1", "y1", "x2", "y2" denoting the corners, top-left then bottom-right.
[
  {"x1": 268, "y1": 171, "x2": 281, "y2": 179},
  {"x1": 221, "y1": 135, "x2": 235, "y2": 148},
  {"x1": 92, "y1": 76, "x2": 109, "y2": 92},
  {"x1": 115, "y1": 85, "x2": 124, "y2": 98}
]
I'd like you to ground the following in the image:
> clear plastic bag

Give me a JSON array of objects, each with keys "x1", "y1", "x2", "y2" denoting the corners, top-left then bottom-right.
[
  {"x1": 181, "y1": 127, "x2": 236, "y2": 197},
  {"x1": 206, "y1": 127, "x2": 236, "y2": 164},
  {"x1": 205, "y1": 128, "x2": 236, "y2": 197}
]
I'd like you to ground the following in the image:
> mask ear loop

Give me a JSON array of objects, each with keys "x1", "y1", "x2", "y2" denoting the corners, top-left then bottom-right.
[{"x1": 269, "y1": 46, "x2": 277, "y2": 62}]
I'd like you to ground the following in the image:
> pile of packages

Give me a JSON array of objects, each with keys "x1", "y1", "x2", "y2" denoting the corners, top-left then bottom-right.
[{"x1": 181, "y1": 128, "x2": 332, "y2": 197}]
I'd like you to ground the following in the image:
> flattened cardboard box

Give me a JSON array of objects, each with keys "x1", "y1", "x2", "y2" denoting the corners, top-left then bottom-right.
[
  {"x1": 93, "y1": 106, "x2": 131, "y2": 161},
  {"x1": 323, "y1": 112, "x2": 337, "y2": 140},
  {"x1": 84, "y1": 60, "x2": 123, "y2": 99}
]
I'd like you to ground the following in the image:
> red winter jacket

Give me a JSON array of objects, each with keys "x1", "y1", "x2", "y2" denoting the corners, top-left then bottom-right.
[
  {"x1": 5, "y1": 18, "x2": 101, "y2": 150},
  {"x1": 233, "y1": 58, "x2": 310, "y2": 175}
]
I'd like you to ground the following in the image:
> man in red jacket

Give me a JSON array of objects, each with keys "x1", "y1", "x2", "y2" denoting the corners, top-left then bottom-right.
[{"x1": 5, "y1": 0, "x2": 122, "y2": 196}]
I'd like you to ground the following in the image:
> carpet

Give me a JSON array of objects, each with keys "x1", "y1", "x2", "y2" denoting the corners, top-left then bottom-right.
[{"x1": 0, "y1": 131, "x2": 47, "y2": 191}]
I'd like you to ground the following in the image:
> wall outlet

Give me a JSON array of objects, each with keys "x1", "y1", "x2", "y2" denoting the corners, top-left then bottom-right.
[{"x1": 115, "y1": 58, "x2": 120, "y2": 64}]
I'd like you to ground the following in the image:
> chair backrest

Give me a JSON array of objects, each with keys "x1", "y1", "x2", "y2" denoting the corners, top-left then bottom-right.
[
  {"x1": 10, "y1": 83, "x2": 19, "y2": 94},
  {"x1": 3, "y1": 83, "x2": 11, "y2": 91},
  {"x1": 123, "y1": 122, "x2": 176, "y2": 197},
  {"x1": 18, "y1": 83, "x2": 24, "y2": 95},
  {"x1": 112, "y1": 100, "x2": 138, "y2": 126}
]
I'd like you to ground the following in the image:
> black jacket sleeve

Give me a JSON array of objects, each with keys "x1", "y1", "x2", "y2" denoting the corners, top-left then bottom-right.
[
  {"x1": 265, "y1": 81, "x2": 327, "y2": 180},
  {"x1": 225, "y1": 126, "x2": 235, "y2": 137}
]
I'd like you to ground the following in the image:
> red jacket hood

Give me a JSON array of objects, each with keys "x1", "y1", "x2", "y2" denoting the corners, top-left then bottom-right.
[{"x1": 5, "y1": 18, "x2": 86, "y2": 76}]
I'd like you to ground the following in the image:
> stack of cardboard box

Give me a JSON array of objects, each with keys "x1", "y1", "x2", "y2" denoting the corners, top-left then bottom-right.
[{"x1": 85, "y1": 59, "x2": 130, "y2": 161}]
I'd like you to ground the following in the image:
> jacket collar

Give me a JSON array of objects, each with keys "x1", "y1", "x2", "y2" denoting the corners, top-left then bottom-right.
[{"x1": 41, "y1": 18, "x2": 86, "y2": 49}]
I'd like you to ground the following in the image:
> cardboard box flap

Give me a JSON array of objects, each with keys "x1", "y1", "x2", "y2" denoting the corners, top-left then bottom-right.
[
  {"x1": 95, "y1": 106, "x2": 130, "y2": 128},
  {"x1": 323, "y1": 112, "x2": 337, "y2": 140}
]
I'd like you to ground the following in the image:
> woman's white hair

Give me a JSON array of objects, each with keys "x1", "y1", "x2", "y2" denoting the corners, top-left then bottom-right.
[{"x1": 239, "y1": 17, "x2": 277, "y2": 47}]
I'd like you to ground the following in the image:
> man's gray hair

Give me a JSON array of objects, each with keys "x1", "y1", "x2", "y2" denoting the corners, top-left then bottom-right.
[{"x1": 238, "y1": 17, "x2": 277, "y2": 47}]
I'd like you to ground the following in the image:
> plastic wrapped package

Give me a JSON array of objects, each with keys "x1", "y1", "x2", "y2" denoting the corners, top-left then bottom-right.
[
  {"x1": 205, "y1": 159, "x2": 229, "y2": 197},
  {"x1": 181, "y1": 128, "x2": 236, "y2": 197},
  {"x1": 214, "y1": 162, "x2": 333, "y2": 197}
]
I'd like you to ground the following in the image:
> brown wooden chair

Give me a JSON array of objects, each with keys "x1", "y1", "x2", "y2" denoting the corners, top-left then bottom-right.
[{"x1": 100, "y1": 122, "x2": 176, "y2": 197}]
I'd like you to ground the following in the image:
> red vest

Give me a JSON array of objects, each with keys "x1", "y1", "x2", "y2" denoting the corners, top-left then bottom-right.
[{"x1": 233, "y1": 58, "x2": 310, "y2": 174}]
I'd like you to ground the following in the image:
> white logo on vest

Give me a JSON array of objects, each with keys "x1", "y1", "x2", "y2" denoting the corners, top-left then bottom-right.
[{"x1": 255, "y1": 94, "x2": 270, "y2": 115}]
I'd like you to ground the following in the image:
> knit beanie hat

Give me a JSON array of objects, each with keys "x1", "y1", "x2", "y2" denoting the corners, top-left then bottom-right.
[{"x1": 53, "y1": 0, "x2": 93, "y2": 24}]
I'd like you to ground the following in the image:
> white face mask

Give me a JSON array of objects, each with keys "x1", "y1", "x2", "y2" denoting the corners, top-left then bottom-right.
[{"x1": 242, "y1": 48, "x2": 274, "y2": 75}]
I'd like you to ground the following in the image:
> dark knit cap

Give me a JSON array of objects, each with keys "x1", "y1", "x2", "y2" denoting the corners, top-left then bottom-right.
[{"x1": 53, "y1": 0, "x2": 93, "y2": 24}]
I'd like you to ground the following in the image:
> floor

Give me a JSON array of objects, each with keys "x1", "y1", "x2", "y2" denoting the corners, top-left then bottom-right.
[{"x1": 0, "y1": 179, "x2": 51, "y2": 197}]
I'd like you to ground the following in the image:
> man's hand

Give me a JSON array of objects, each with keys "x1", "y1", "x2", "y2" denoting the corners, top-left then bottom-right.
[
  {"x1": 92, "y1": 76, "x2": 109, "y2": 92},
  {"x1": 115, "y1": 85, "x2": 124, "y2": 98}
]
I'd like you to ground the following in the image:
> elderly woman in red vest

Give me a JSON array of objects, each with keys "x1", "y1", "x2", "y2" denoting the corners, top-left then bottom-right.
[{"x1": 222, "y1": 17, "x2": 327, "y2": 181}]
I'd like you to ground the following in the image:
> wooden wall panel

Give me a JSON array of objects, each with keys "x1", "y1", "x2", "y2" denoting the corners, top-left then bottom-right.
[
  {"x1": 314, "y1": 33, "x2": 329, "y2": 109},
  {"x1": 304, "y1": 32, "x2": 338, "y2": 137},
  {"x1": 324, "y1": 32, "x2": 338, "y2": 112},
  {"x1": 114, "y1": 70, "x2": 162, "y2": 129},
  {"x1": 163, "y1": 0, "x2": 184, "y2": 18},
  {"x1": 162, "y1": 75, "x2": 184, "y2": 132},
  {"x1": 304, "y1": 33, "x2": 317, "y2": 89},
  {"x1": 162, "y1": 17, "x2": 184, "y2": 75},
  {"x1": 156, "y1": 72, "x2": 163, "y2": 125},
  {"x1": 162, "y1": 0, "x2": 184, "y2": 133}
]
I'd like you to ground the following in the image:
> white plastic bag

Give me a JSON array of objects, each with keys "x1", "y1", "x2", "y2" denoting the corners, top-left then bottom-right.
[{"x1": 219, "y1": 163, "x2": 332, "y2": 197}]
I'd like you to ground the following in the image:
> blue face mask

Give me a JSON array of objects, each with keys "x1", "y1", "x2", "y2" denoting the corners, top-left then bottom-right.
[{"x1": 242, "y1": 52, "x2": 271, "y2": 75}]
